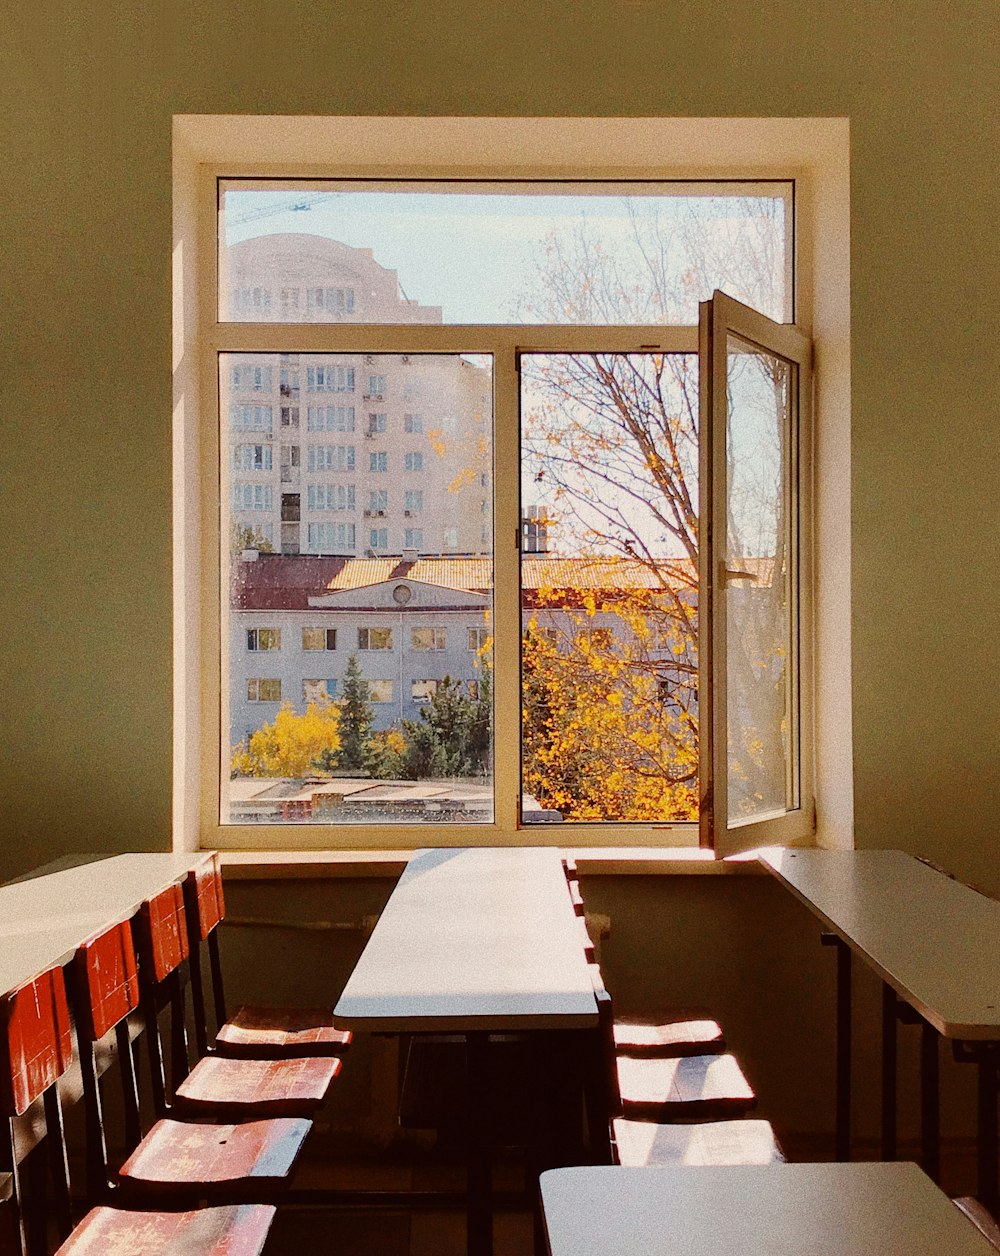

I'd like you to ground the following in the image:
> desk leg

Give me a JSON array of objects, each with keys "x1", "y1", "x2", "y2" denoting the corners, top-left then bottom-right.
[
  {"x1": 822, "y1": 934, "x2": 852, "y2": 1161},
  {"x1": 920, "y1": 1022, "x2": 940, "y2": 1182},
  {"x1": 881, "y1": 983, "x2": 897, "y2": 1161},
  {"x1": 466, "y1": 1031, "x2": 492, "y2": 1256},
  {"x1": 977, "y1": 1049, "x2": 998, "y2": 1210}
]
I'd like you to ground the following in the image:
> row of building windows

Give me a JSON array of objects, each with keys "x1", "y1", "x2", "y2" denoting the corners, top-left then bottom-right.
[
  {"x1": 247, "y1": 626, "x2": 490, "y2": 652},
  {"x1": 233, "y1": 521, "x2": 485, "y2": 551},
  {"x1": 246, "y1": 676, "x2": 481, "y2": 704},
  {"x1": 232, "y1": 447, "x2": 426, "y2": 475},
  {"x1": 232, "y1": 367, "x2": 395, "y2": 395},
  {"x1": 231, "y1": 287, "x2": 358, "y2": 317}
]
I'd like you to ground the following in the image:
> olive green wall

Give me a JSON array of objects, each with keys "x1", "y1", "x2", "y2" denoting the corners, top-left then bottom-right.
[{"x1": 3, "y1": 1, "x2": 998, "y2": 882}]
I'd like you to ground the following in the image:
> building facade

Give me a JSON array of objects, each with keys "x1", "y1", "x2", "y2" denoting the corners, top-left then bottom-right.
[{"x1": 224, "y1": 233, "x2": 492, "y2": 560}]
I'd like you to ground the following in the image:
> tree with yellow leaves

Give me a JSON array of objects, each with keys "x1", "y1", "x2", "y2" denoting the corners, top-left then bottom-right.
[
  {"x1": 231, "y1": 699, "x2": 342, "y2": 778},
  {"x1": 522, "y1": 597, "x2": 698, "y2": 823}
]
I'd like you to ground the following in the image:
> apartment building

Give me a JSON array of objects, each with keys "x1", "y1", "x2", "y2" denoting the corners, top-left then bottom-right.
[{"x1": 224, "y1": 233, "x2": 492, "y2": 559}]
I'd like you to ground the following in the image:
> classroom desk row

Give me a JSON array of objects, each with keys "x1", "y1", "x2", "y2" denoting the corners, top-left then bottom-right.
[{"x1": 4, "y1": 846, "x2": 1000, "y2": 1256}]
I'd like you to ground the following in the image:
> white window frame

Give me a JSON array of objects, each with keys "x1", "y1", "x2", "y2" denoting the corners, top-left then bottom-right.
[{"x1": 173, "y1": 115, "x2": 851, "y2": 854}]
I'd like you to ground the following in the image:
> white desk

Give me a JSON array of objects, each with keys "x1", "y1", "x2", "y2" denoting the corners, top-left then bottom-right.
[
  {"x1": 540, "y1": 1162, "x2": 997, "y2": 1255},
  {"x1": 760, "y1": 849, "x2": 1000, "y2": 1204},
  {"x1": 334, "y1": 847, "x2": 598, "y2": 1256},
  {"x1": 0, "y1": 852, "x2": 214, "y2": 996},
  {"x1": 334, "y1": 847, "x2": 598, "y2": 1033},
  {"x1": 761, "y1": 850, "x2": 1000, "y2": 1039}
]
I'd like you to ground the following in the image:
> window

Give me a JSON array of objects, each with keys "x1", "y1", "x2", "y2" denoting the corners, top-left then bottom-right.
[
  {"x1": 307, "y1": 445, "x2": 354, "y2": 472},
  {"x1": 232, "y1": 365, "x2": 272, "y2": 391},
  {"x1": 230, "y1": 405, "x2": 273, "y2": 433},
  {"x1": 246, "y1": 627, "x2": 281, "y2": 652},
  {"x1": 358, "y1": 627, "x2": 393, "y2": 650},
  {"x1": 411, "y1": 679, "x2": 440, "y2": 703},
  {"x1": 302, "y1": 627, "x2": 337, "y2": 651},
  {"x1": 404, "y1": 413, "x2": 423, "y2": 433},
  {"x1": 366, "y1": 374, "x2": 387, "y2": 397},
  {"x1": 370, "y1": 451, "x2": 388, "y2": 472},
  {"x1": 404, "y1": 452, "x2": 422, "y2": 472},
  {"x1": 368, "y1": 490, "x2": 388, "y2": 516},
  {"x1": 369, "y1": 527, "x2": 388, "y2": 549},
  {"x1": 468, "y1": 627, "x2": 489, "y2": 651},
  {"x1": 247, "y1": 678, "x2": 281, "y2": 702},
  {"x1": 404, "y1": 490, "x2": 423, "y2": 513},
  {"x1": 232, "y1": 483, "x2": 273, "y2": 511},
  {"x1": 307, "y1": 406, "x2": 354, "y2": 432},
  {"x1": 367, "y1": 680, "x2": 394, "y2": 703},
  {"x1": 233, "y1": 444, "x2": 272, "y2": 471},
  {"x1": 367, "y1": 413, "x2": 387, "y2": 434},
  {"x1": 280, "y1": 406, "x2": 299, "y2": 428},
  {"x1": 307, "y1": 365, "x2": 354, "y2": 392},
  {"x1": 404, "y1": 528, "x2": 423, "y2": 549},
  {"x1": 412, "y1": 627, "x2": 446, "y2": 651},
  {"x1": 307, "y1": 484, "x2": 355, "y2": 512},
  {"x1": 279, "y1": 367, "x2": 299, "y2": 398},
  {"x1": 232, "y1": 287, "x2": 271, "y2": 316},
  {"x1": 307, "y1": 287, "x2": 355, "y2": 315},
  {"x1": 186, "y1": 117, "x2": 848, "y2": 854},
  {"x1": 303, "y1": 678, "x2": 339, "y2": 702},
  {"x1": 306, "y1": 522, "x2": 355, "y2": 552}
]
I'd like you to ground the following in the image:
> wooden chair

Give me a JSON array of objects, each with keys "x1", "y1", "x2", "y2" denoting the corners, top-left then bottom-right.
[
  {"x1": 586, "y1": 961, "x2": 726, "y2": 1062},
  {"x1": 184, "y1": 858, "x2": 353, "y2": 1060},
  {"x1": 134, "y1": 883, "x2": 340, "y2": 1121},
  {"x1": 953, "y1": 1198, "x2": 1000, "y2": 1251},
  {"x1": 585, "y1": 967, "x2": 759, "y2": 1162},
  {"x1": 0, "y1": 965, "x2": 275, "y2": 1256},
  {"x1": 611, "y1": 1117, "x2": 784, "y2": 1167},
  {"x1": 72, "y1": 919, "x2": 312, "y2": 1207}
]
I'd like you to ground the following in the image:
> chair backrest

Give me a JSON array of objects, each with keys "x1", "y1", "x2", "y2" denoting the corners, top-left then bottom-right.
[
  {"x1": 588, "y1": 963, "x2": 622, "y2": 1118},
  {"x1": 136, "y1": 883, "x2": 189, "y2": 982},
  {"x1": 0, "y1": 969, "x2": 73, "y2": 1119},
  {"x1": 75, "y1": 920, "x2": 140, "y2": 1043},
  {"x1": 0, "y1": 969, "x2": 75, "y2": 1254},
  {"x1": 182, "y1": 858, "x2": 229, "y2": 1056},
  {"x1": 185, "y1": 856, "x2": 226, "y2": 943},
  {"x1": 128, "y1": 883, "x2": 193, "y2": 1117}
]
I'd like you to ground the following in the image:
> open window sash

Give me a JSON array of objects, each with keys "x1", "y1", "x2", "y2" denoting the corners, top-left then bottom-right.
[{"x1": 698, "y1": 292, "x2": 814, "y2": 856}]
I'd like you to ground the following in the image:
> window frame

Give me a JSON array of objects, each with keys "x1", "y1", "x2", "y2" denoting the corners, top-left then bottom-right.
[{"x1": 176, "y1": 116, "x2": 850, "y2": 854}]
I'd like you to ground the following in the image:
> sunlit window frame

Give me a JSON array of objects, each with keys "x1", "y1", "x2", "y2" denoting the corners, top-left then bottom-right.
[{"x1": 198, "y1": 171, "x2": 805, "y2": 852}]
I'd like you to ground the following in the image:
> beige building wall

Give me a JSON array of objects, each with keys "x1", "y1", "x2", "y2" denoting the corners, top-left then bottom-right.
[{"x1": 225, "y1": 234, "x2": 490, "y2": 557}]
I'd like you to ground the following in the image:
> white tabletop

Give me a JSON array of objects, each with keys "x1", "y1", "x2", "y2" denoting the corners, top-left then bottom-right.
[
  {"x1": 0, "y1": 852, "x2": 213, "y2": 997},
  {"x1": 334, "y1": 847, "x2": 598, "y2": 1032},
  {"x1": 760, "y1": 849, "x2": 1000, "y2": 1038},
  {"x1": 540, "y1": 1162, "x2": 996, "y2": 1255}
]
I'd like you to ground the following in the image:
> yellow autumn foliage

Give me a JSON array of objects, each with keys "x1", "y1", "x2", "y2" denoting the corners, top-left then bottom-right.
[{"x1": 231, "y1": 700, "x2": 343, "y2": 778}]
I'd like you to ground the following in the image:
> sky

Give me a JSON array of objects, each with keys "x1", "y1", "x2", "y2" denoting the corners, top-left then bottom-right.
[{"x1": 222, "y1": 184, "x2": 790, "y2": 324}]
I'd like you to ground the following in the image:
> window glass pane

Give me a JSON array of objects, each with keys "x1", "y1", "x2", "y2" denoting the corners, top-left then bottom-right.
[
  {"x1": 219, "y1": 181, "x2": 792, "y2": 324},
  {"x1": 724, "y1": 336, "x2": 796, "y2": 824},
  {"x1": 520, "y1": 352, "x2": 698, "y2": 823},
  {"x1": 222, "y1": 351, "x2": 494, "y2": 825}
]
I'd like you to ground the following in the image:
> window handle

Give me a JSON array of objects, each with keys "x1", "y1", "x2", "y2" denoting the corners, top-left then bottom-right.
[{"x1": 722, "y1": 566, "x2": 756, "y2": 581}]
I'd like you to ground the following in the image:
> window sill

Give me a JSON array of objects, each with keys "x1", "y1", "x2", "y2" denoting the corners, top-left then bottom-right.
[{"x1": 216, "y1": 847, "x2": 767, "y2": 880}]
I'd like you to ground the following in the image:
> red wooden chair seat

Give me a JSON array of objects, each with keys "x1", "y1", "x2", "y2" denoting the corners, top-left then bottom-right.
[
  {"x1": 117, "y1": 1116, "x2": 310, "y2": 1199},
  {"x1": 173, "y1": 1054, "x2": 340, "y2": 1119},
  {"x1": 217, "y1": 1005, "x2": 352, "y2": 1059},
  {"x1": 612, "y1": 1010, "x2": 725, "y2": 1057},
  {"x1": 185, "y1": 861, "x2": 355, "y2": 1065},
  {"x1": 613, "y1": 1117, "x2": 783, "y2": 1167},
  {"x1": 56, "y1": 1203, "x2": 275, "y2": 1255},
  {"x1": 616, "y1": 1052, "x2": 756, "y2": 1120}
]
